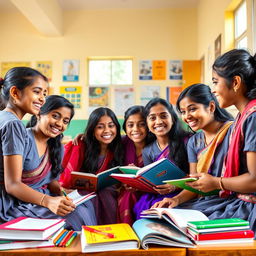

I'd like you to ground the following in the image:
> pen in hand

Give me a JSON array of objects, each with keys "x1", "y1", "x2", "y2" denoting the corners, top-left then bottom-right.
[{"x1": 61, "y1": 189, "x2": 70, "y2": 200}]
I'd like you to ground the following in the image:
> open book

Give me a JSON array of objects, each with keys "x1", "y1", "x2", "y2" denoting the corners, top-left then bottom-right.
[
  {"x1": 111, "y1": 158, "x2": 186, "y2": 193},
  {"x1": 70, "y1": 166, "x2": 121, "y2": 192},
  {"x1": 163, "y1": 177, "x2": 220, "y2": 196},
  {"x1": 67, "y1": 190, "x2": 96, "y2": 206}
]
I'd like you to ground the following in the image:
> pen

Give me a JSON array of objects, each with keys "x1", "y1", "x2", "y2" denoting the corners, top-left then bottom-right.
[
  {"x1": 65, "y1": 232, "x2": 77, "y2": 247},
  {"x1": 83, "y1": 225, "x2": 115, "y2": 238},
  {"x1": 62, "y1": 189, "x2": 70, "y2": 199},
  {"x1": 55, "y1": 230, "x2": 69, "y2": 246},
  {"x1": 53, "y1": 229, "x2": 66, "y2": 245},
  {"x1": 60, "y1": 230, "x2": 74, "y2": 247}
]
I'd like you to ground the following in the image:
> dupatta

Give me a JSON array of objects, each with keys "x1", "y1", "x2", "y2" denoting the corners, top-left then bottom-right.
[
  {"x1": 221, "y1": 99, "x2": 256, "y2": 197},
  {"x1": 156, "y1": 145, "x2": 170, "y2": 160},
  {"x1": 197, "y1": 121, "x2": 233, "y2": 174}
]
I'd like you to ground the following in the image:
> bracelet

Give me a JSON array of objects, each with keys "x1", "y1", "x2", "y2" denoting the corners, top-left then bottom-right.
[
  {"x1": 39, "y1": 194, "x2": 47, "y2": 206},
  {"x1": 219, "y1": 177, "x2": 225, "y2": 191}
]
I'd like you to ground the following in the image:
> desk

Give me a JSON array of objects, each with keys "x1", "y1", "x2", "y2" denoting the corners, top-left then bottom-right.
[
  {"x1": 0, "y1": 235, "x2": 186, "y2": 256},
  {"x1": 187, "y1": 241, "x2": 256, "y2": 256}
]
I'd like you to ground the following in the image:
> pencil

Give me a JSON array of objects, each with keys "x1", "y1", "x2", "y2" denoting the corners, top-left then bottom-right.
[
  {"x1": 55, "y1": 230, "x2": 69, "y2": 246},
  {"x1": 53, "y1": 229, "x2": 67, "y2": 245},
  {"x1": 60, "y1": 230, "x2": 74, "y2": 247},
  {"x1": 65, "y1": 232, "x2": 77, "y2": 247}
]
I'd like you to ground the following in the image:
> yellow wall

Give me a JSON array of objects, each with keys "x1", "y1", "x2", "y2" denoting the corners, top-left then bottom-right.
[{"x1": 0, "y1": 7, "x2": 198, "y2": 119}]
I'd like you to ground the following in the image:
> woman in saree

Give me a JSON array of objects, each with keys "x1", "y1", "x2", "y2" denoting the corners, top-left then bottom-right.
[
  {"x1": 60, "y1": 107, "x2": 123, "y2": 224},
  {"x1": 133, "y1": 98, "x2": 191, "y2": 219},
  {"x1": 153, "y1": 83, "x2": 233, "y2": 209},
  {"x1": 154, "y1": 49, "x2": 256, "y2": 237}
]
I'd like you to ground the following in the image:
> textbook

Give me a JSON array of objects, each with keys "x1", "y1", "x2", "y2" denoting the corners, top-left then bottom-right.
[
  {"x1": 111, "y1": 158, "x2": 186, "y2": 193},
  {"x1": 67, "y1": 190, "x2": 96, "y2": 206},
  {"x1": 141, "y1": 208, "x2": 209, "y2": 233},
  {"x1": 133, "y1": 218, "x2": 195, "y2": 248},
  {"x1": 163, "y1": 177, "x2": 220, "y2": 196},
  {"x1": 81, "y1": 223, "x2": 140, "y2": 252},
  {"x1": 0, "y1": 217, "x2": 65, "y2": 240},
  {"x1": 119, "y1": 166, "x2": 140, "y2": 175},
  {"x1": 70, "y1": 166, "x2": 121, "y2": 192}
]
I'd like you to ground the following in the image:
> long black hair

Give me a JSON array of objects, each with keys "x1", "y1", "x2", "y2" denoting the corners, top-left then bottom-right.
[
  {"x1": 27, "y1": 95, "x2": 74, "y2": 177},
  {"x1": 176, "y1": 83, "x2": 233, "y2": 124},
  {"x1": 82, "y1": 107, "x2": 123, "y2": 174},
  {"x1": 0, "y1": 67, "x2": 48, "y2": 105},
  {"x1": 213, "y1": 49, "x2": 256, "y2": 100},
  {"x1": 145, "y1": 98, "x2": 191, "y2": 172}
]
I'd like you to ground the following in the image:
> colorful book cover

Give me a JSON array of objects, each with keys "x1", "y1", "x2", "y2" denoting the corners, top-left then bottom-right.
[
  {"x1": 71, "y1": 166, "x2": 121, "y2": 192},
  {"x1": 163, "y1": 177, "x2": 220, "y2": 196},
  {"x1": 111, "y1": 158, "x2": 186, "y2": 192},
  {"x1": 187, "y1": 218, "x2": 250, "y2": 229}
]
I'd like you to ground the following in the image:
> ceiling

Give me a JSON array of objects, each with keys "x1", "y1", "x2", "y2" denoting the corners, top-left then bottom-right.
[{"x1": 0, "y1": 0, "x2": 199, "y2": 11}]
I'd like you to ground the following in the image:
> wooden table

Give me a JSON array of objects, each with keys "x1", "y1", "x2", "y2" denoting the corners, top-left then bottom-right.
[
  {"x1": 0, "y1": 234, "x2": 186, "y2": 256},
  {"x1": 187, "y1": 241, "x2": 256, "y2": 256}
]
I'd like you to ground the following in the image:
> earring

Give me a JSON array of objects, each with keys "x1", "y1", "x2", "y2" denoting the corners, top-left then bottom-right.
[{"x1": 234, "y1": 88, "x2": 237, "y2": 93}]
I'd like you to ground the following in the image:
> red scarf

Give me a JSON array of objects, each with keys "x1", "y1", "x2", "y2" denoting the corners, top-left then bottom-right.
[{"x1": 221, "y1": 99, "x2": 256, "y2": 196}]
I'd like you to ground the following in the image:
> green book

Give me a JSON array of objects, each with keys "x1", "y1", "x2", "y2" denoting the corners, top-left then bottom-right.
[
  {"x1": 187, "y1": 218, "x2": 250, "y2": 230},
  {"x1": 163, "y1": 177, "x2": 220, "y2": 196}
]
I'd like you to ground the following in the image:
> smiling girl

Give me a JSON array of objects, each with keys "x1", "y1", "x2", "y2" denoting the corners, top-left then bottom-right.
[
  {"x1": 133, "y1": 98, "x2": 191, "y2": 219},
  {"x1": 60, "y1": 107, "x2": 123, "y2": 224}
]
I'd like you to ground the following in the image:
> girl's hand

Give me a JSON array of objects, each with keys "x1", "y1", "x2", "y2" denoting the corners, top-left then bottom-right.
[
  {"x1": 72, "y1": 133, "x2": 84, "y2": 146},
  {"x1": 152, "y1": 196, "x2": 179, "y2": 208},
  {"x1": 187, "y1": 173, "x2": 219, "y2": 192},
  {"x1": 153, "y1": 184, "x2": 176, "y2": 195},
  {"x1": 43, "y1": 195, "x2": 76, "y2": 216}
]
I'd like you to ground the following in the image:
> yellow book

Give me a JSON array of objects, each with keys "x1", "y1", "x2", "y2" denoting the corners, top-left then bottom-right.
[{"x1": 81, "y1": 223, "x2": 140, "y2": 252}]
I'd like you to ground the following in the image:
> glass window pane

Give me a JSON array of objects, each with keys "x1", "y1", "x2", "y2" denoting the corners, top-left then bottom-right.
[
  {"x1": 89, "y1": 60, "x2": 111, "y2": 85},
  {"x1": 236, "y1": 36, "x2": 248, "y2": 49},
  {"x1": 235, "y1": 1, "x2": 247, "y2": 38},
  {"x1": 112, "y1": 60, "x2": 132, "y2": 85}
]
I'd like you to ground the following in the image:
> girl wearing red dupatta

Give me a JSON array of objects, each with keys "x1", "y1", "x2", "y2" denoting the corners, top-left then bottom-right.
[
  {"x1": 155, "y1": 50, "x2": 256, "y2": 238},
  {"x1": 60, "y1": 107, "x2": 124, "y2": 225},
  {"x1": 133, "y1": 98, "x2": 191, "y2": 219}
]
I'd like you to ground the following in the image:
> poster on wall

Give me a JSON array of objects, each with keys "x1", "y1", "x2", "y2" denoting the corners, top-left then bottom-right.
[
  {"x1": 60, "y1": 86, "x2": 82, "y2": 108},
  {"x1": 139, "y1": 60, "x2": 152, "y2": 80},
  {"x1": 166, "y1": 86, "x2": 182, "y2": 105},
  {"x1": 169, "y1": 60, "x2": 183, "y2": 80},
  {"x1": 36, "y1": 61, "x2": 52, "y2": 82},
  {"x1": 1, "y1": 62, "x2": 31, "y2": 77},
  {"x1": 152, "y1": 60, "x2": 166, "y2": 80},
  {"x1": 89, "y1": 87, "x2": 109, "y2": 107},
  {"x1": 214, "y1": 34, "x2": 221, "y2": 60},
  {"x1": 114, "y1": 87, "x2": 134, "y2": 116},
  {"x1": 63, "y1": 60, "x2": 79, "y2": 82},
  {"x1": 140, "y1": 86, "x2": 160, "y2": 106}
]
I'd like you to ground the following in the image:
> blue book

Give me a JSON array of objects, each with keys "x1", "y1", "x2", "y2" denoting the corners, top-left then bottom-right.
[{"x1": 111, "y1": 158, "x2": 186, "y2": 193}]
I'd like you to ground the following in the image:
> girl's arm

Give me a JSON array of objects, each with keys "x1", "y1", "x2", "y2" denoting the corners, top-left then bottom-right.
[{"x1": 4, "y1": 155, "x2": 76, "y2": 216}]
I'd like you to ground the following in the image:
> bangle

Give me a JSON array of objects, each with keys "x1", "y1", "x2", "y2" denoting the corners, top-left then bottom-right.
[
  {"x1": 39, "y1": 194, "x2": 46, "y2": 206},
  {"x1": 219, "y1": 177, "x2": 225, "y2": 191}
]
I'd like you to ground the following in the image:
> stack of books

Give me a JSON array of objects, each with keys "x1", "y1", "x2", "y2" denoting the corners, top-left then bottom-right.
[
  {"x1": 187, "y1": 218, "x2": 254, "y2": 245},
  {"x1": 0, "y1": 217, "x2": 66, "y2": 250}
]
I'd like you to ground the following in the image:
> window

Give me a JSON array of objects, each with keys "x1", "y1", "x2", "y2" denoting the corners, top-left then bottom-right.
[
  {"x1": 88, "y1": 59, "x2": 132, "y2": 86},
  {"x1": 234, "y1": 1, "x2": 247, "y2": 48}
]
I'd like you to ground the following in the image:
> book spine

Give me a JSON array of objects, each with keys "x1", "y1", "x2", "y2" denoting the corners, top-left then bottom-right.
[{"x1": 194, "y1": 230, "x2": 254, "y2": 241}]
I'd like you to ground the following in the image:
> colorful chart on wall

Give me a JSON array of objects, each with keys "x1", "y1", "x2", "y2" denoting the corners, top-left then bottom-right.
[
  {"x1": 169, "y1": 60, "x2": 183, "y2": 80},
  {"x1": 1, "y1": 62, "x2": 31, "y2": 77},
  {"x1": 63, "y1": 60, "x2": 79, "y2": 82},
  {"x1": 36, "y1": 61, "x2": 52, "y2": 82},
  {"x1": 139, "y1": 60, "x2": 152, "y2": 80},
  {"x1": 152, "y1": 60, "x2": 166, "y2": 80},
  {"x1": 114, "y1": 87, "x2": 134, "y2": 116},
  {"x1": 140, "y1": 86, "x2": 160, "y2": 106},
  {"x1": 89, "y1": 87, "x2": 109, "y2": 107},
  {"x1": 60, "y1": 86, "x2": 82, "y2": 108},
  {"x1": 166, "y1": 87, "x2": 182, "y2": 105}
]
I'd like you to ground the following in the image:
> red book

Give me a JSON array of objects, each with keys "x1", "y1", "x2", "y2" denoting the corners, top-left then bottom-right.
[{"x1": 189, "y1": 229, "x2": 254, "y2": 241}]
